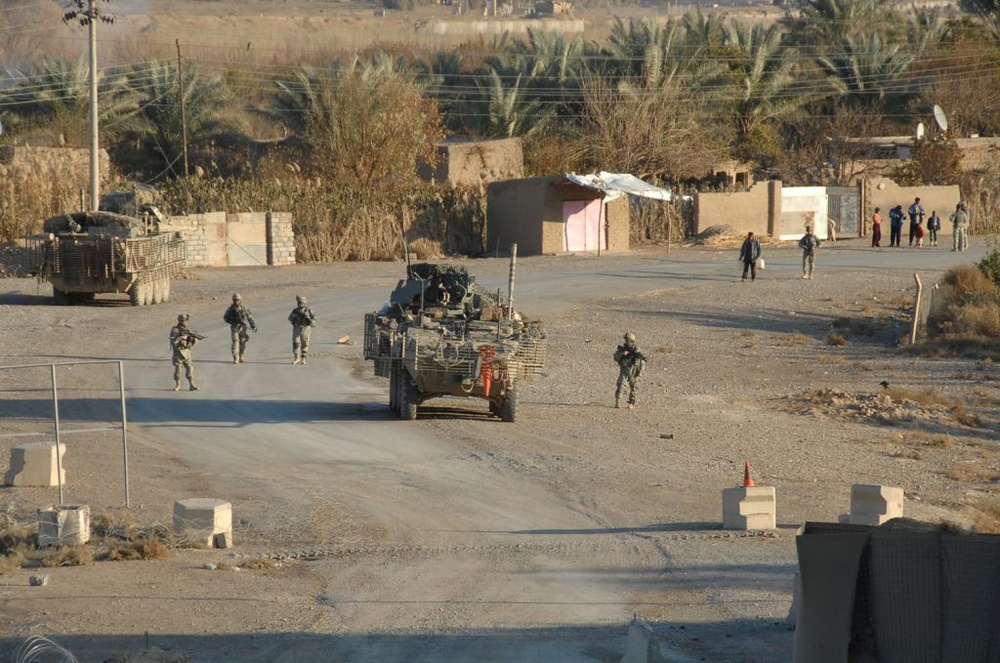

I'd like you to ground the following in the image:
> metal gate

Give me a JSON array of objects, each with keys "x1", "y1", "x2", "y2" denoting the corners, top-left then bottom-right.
[{"x1": 828, "y1": 186, "x2": 861, "y2": 238}]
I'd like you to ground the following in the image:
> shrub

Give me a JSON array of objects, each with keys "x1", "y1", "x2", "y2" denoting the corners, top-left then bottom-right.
[
  {"x1": 979, "y1": 240, "x2": 1000, "y2": 285},
  {"x1": 826, "y1": 333, "x2": 848, "y2": 346},
  {"x1": 41, "y1": 544, "x2": 93, "y2": 567}
]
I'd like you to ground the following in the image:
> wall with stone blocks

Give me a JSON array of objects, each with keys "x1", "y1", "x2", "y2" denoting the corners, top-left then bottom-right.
[{"x1": 164, "y1": 211, "x2": 295, "y2": 268}]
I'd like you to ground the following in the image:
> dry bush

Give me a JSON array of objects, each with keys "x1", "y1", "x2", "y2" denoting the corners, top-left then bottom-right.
[
  {"x1": 41, "y1": 544, "x2": 93, "y2": 567},
  {"x1": 657, "y1": 345, "x2": 673, "y2": 354},
  {"x1": 826, "y1": 333, "x2": 848, "y2": 346},
  {"x1": 891, "y1": 449, "x2": 922, "y2": 460},
  {"x1": 739, "y1": 329, "x2": 756, "y2": 337},
  {"x1": 817, "y1": 354, "x2": 845, "y2": 364},
  {"x1": 926, "y1": 265, "x2": 1000, "y2": 348},
  {"x1": 953, "y1": 398, "x2": 983, "y2": 428},
  {"x1": 973, "y1": 500, "x2": 1000, "y2": 533},
  {"x1": 885, "y1": 387, "x2": 952, "y2": 407},
  {"x1": 0, "y1": 520, "x2": 36, "y2": 554},
  {"x1": 938, "y1": 465, "x2": 1000, "y2": 482},
  {"x1": 408, "y1": 237, "x2": 443, "y2": 260},
  {"x1": 238, "y1": 557, "x2": 276, "y2": 570},
  {"x1": 0, "y1": 552, "x2": 26, "y2": 574},
  {"x1": 106, "y1": 537, "x2": 169, "y2": 561}
]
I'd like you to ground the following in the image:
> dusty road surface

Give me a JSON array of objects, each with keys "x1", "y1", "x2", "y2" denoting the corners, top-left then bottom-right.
[{"x1": 1, "y1": 240, "x2": 998, "y2": 662}]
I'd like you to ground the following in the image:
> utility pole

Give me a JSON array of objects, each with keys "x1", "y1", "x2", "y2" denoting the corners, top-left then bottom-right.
[
  {"x1": 87, "y1": 0, "x2": 100, "y2": 210},
  {"x1": 176, "y1": 39, "x2": 189, "y2": 177},
  {"x1": 64, "y1": 0, "x2": 114, "y2": 212}
]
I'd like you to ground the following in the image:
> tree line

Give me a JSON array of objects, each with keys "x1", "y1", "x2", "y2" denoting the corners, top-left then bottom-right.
[{"x1": 1, "y1": 0, "x2": 999, "y2": 257}]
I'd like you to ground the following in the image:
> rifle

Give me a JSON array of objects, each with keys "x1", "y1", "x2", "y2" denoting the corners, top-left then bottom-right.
[{"x1": 185, "y1": 331, "x2": 207, "y2": 341}]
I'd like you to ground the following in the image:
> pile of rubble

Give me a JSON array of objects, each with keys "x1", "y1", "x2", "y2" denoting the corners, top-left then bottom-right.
[{"x1": 784, "y1": 388, "x2": 956, "y2": 426}]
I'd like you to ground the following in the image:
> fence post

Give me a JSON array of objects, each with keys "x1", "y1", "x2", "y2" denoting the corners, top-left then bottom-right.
[{"x1": 910, "y1": 273, "x2": 923, "y2": 345}]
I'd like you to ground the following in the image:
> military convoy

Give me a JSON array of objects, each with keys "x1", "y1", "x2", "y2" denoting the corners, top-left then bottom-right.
[
  {"x1": 31, "y1": 204, "x2": 186, "y2": 306},
  {"x1": 363, "y1": 257, "x2": 546, "y2": 422}
]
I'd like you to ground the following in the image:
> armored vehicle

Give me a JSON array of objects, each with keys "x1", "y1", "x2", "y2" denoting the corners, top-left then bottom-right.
[
  {"x1": 364, "y1": 258, "x2": 546, "y2": 422},
  {"x1": 31, "y1": 205, "x2": 185, "y2": 306}
]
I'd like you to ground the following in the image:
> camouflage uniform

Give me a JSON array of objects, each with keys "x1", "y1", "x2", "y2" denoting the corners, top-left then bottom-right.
[
  {"x1": 288, "y1": 295, "x2": 317, "y2": 364},
  {"x1": 223, "y1": 293, "x2": 256, "y2": 363},
  {"x1": 169, "y1": 314, "x2": 199, "y2": 391},
  {"x1": 613, "y1": 331, "x2": 646, "y2": 409},
  {"x1": 798, "y1": 227, "x2": 821, "y2": 279}
]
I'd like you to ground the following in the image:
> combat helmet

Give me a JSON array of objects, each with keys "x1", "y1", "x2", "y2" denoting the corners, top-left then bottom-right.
[
  {"x1": 296, "y1": 295, "x2": 307, "y2": 305},
  {"x1": 232, "y1": 292, "x2": 241, "y2": 302},
  {"x1": 177, "y1": 313, "x2": 189, "y2": 323},
  {"x1": 624, "y1": 331, "x2": 636, "y2": 344}
]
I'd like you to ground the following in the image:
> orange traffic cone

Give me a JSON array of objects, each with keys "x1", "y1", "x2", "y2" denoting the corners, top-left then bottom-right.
[{"x1": 743, "y1": 461, "x2": 755, "y2": 488}]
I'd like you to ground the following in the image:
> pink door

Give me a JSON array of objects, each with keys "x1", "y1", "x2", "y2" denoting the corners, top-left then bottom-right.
[{"x1": 563, "y1": 200, "x2": 605, "y2": 252}]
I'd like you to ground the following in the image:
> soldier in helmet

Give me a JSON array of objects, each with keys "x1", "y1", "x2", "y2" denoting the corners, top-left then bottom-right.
[
  {"x1": 169, "y1": 314, "x2": 199, "y2": 391},
  {"x1": 288, "y1": 294, "x2": 317, "y2": 365},
  {"x1": 613, "y1": 330, "x2": 646, "y2": 409},
  {"x1": 223, "y1": 292, "x2": 256, "y2": 364}
]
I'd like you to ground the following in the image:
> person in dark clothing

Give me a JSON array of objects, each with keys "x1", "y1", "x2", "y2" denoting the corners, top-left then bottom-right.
[
  {"x1": 888, "y1": 205, "x2": 904, "y2": 247},
  {"x1": 738, "y1": 231, "x2": 763, "y2": 282}
]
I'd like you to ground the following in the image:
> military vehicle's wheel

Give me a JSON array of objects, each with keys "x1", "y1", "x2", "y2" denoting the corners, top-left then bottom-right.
[
  {"x1": 500, "y1": 387, "x2": 518, "y2": 423},
  {"x1": 129, "y1": 282, "x2": 142, "y2": 306},
  {"x1": 399, "y1": 376, "x2": 418, "y2": 420},
  {"x1": 389, "y1": 368, "x2": 399, "y2": 412},
  {"x1": 52, "y1": 288, "x2": 69, "y2": 306}
]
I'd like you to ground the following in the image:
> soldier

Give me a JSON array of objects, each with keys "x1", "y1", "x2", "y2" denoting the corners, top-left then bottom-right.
[
  {"x1": 798, "y1": 225, "x2": 821, "y2": 279},
  {"x1": 223, "y1": 292, "x2": 256, "y2": 364},
  {"x1": 613, "y1": 331, "x2": 646, "y2": 409},
  {"x1": 288, "y1": 294, "x2": 317, "y2": 365},
  {"x1": 169, "y1": 314, "x2": 199, "y2": 391}
]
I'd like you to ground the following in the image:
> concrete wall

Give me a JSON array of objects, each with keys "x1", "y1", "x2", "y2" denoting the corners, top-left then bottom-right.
[
  {"x1": 696, "y1": 177, "x2": 960, "y2": 240},
  {"x1": 165, "y1": 211, "x2": 295, "y2": 268},
  {"x1": 696, "y1": 182, "x2": 772, "y2": 236},
  {"x1": 865, "y1": 176, "x2": 961, "y2": 236}
]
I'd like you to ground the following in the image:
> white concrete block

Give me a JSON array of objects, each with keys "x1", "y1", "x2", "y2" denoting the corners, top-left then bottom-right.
[
  {"x1": 723, "y1": 486, "x2": 776, "y2": 530},
  {"x1": 5, "y1": 443, "x2": 66, "y2": 487},
  {"x1": 174, "y1": 498, "x2": 232, "y2": 548},
  {"x1": 38, "y1": 504, "x2": 90, "y2": 547},
  {"x1": 849, "y1": 484, "x2": 903, "y2": 526}
]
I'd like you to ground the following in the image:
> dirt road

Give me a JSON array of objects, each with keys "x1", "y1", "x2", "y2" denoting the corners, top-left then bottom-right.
[{"x1": 1, "y1": 240, "x2": 997, "y2": 662}]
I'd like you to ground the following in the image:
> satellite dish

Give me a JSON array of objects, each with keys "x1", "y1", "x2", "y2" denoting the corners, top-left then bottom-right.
[
  {"x1": 933, "y1": 105, "x2": 948, "y2": 132},
  {"x1": 916, "y1": 122, "x2": 925, "y2": 140}
]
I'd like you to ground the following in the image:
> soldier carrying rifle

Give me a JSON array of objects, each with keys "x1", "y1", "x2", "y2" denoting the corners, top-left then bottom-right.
[
  {"x1": 613, "y1": 330, "x2": 646, "y2": 410},
  {"x1": 170, "y1": 314, "x2": 204, "y2": 391},
  {"x1": 223, "y1": 292, "x2": 257, "y2": 364}
]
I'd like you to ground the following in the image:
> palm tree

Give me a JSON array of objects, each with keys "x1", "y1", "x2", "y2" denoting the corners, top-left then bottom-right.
[
  {"x1": 0, "y1": 57, "x2": 141, "y2": 146},
  {"x1": 126, "y1": 59, "x2": 234, "y2": 177},
  {"x1": 722, "y1": 23, "x2": 808, "y2": 146},
  {"x1": 816, "y1": 33, "x2": 918, "y2": 107},
  {"x1": 270, "y1": 65, "x2": 328, "y2": 137}
]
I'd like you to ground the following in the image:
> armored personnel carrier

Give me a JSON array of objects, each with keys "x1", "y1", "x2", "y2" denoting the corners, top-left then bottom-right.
[
  {"x1": 31, "y1": 204, "x2": 185, "y2": 306},
  {"x1": 364, "y1": 258, "x2": 546, "y2": 422}
]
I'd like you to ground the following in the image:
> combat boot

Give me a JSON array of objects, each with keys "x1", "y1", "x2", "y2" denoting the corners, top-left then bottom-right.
[
  {"x1": 239, "y1": 354, "x2": 245, "y2": 363},
  {"x1": 189, "y1": 382, "x2": 199, "y2": 391},
  {"x1": 614, "y1": 397, "x2": 621, "y2": 409},
  {"x1": 300, "y1": 356, "x2": 307, "y2": 365},
  {"x1": 233, "y1": 356, "x2": 239, "y2": 364},
  {"x1": 173, "y1": 381, "x2": 181, "y2": 392},
  {"x1": 293, "y1": 354, "x2": 301, "y2": 365}
]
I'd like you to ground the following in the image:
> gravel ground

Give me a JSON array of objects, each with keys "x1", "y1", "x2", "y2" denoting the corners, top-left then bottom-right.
[{"x1": 0, "y1": 240, "x2": 998, "y2": 662}]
